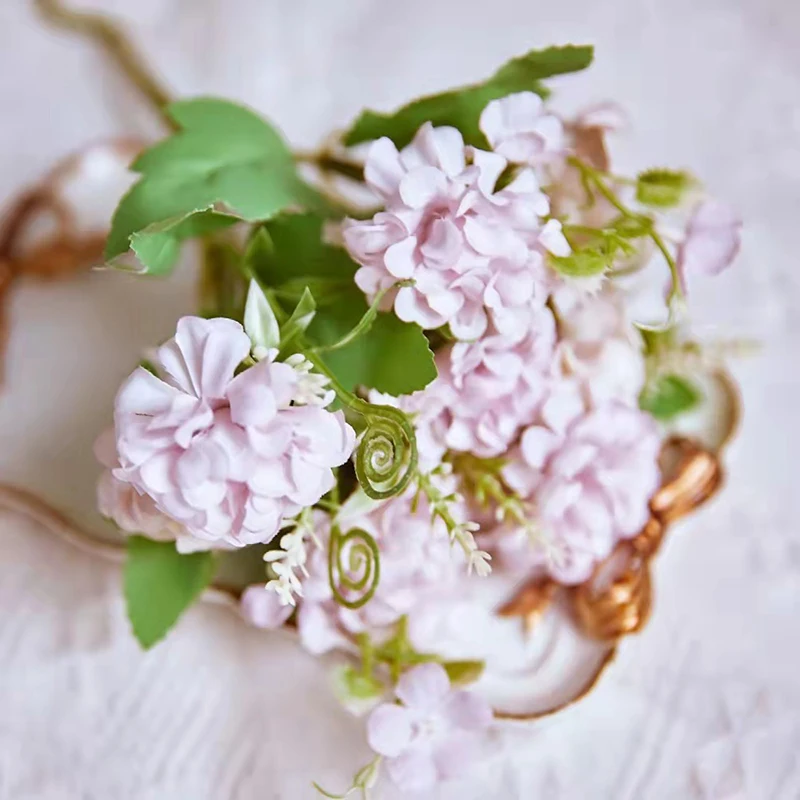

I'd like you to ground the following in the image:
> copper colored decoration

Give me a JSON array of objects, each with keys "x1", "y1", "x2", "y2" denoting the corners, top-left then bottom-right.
[
  {"x1": 500, "y1": 436, "x2": 725, "y2": 643},
  {"x1": 497, "y1": 576, "x2": 557, "y2": 633},
  {"x1": 570, "y1": 437, "x2": 723, "y2": 641},
  {"x1": 571, "y1": 544, "x2": 653, "y2": 640}
]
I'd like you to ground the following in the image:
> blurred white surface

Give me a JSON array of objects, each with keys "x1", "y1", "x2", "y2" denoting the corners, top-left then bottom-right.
[{"x1": 0, "y1": 0, "x2": 799, "y2": 797}]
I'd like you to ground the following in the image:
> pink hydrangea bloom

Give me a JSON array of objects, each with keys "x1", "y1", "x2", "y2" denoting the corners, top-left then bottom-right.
[
  {"x1": 107, "y1": 316, "x2": 355, "y2": 549},
  {"x1": 553, "y1": 287, "x2": 646, "y2": 407},
  {"x1": 388, "y1": 305, "x2": 557, "y2": 461},
  {"x1": 479, "y1": 91, "x2": 565, "y2": 164},
  {"x1": 367, "y1": 662, "x2": 493, "y2": 792},
  {"x1": 500, "y1": 384, "x2": 661, "y2": 584},
  {"x1": 677, "y1": 200, "x2": 742, "y2": 291},
  {"x1": 343, "y1": 120, "x2": 568, "y2": 340},
  {"x1": 95, "y1": 427, "x2": 221, "y2": 553},
  {"x1": 296, "y1": 486, "x2": 465, "y2": 655}
]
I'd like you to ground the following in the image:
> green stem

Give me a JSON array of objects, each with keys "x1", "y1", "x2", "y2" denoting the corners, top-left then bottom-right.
[
  {"x1": 567, "y1": 155, "x2": 683, "y2": 307},
  {"x1": 33, "y1": 0, "x2": 176, "y2": 130},
  {"x1": 296, "y1": 151, "x2": 365, "y2": 183},
  {"x1": 313, "y1": 282, "x2": 410, "y2": 354}
]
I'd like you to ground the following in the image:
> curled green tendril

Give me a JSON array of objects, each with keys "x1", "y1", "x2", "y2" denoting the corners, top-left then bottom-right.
[
  {"x1": 328, "y1": 524, "x2": 380, "y2": 610},
  {"x1": 285, "y1": 319, "x2": 419, "y2": 501},
  {"x1": 353, "y1": 402, "x2": 418, "y2": 500}
]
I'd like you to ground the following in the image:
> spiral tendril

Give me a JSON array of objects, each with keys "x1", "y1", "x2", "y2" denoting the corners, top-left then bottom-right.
[
  {"x1": 328, "y1": 524, "x2": 380, "y2": 609},
  {"x1": 354, "y1": 402, "x2": 418, "y2": 500}
]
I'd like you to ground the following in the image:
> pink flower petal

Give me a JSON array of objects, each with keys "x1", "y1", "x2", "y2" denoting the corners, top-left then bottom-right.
[
  {"x1": 366, "y1": 703, "x2": 414, "y2": 757},
  {"x1": 383, "y1": 236, "x2": 418, "y2": 279},
  {"x1": 385, "y1": 749, "x2": 439, "y2": 793},
  {"x1": 395, "y1": 662, "x2": 450, "y2": 712},
  {"x1": 443, "y1": 690, "x2": 493, "y2": 731},
  {"x1": 240, "y1": 585, "x2": 293, "y2": 629},
  {"x1": 399, "y1": 166, "x2": 447, "y2": 209},
  {"x1": 364, "y1": 137, "x2": 405, "y2": 198}
]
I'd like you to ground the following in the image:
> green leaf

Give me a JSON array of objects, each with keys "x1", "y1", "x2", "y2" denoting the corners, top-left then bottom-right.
[
  {"x1": 249, "y1": 213, "x2": 357, "y2": 287},
  {"x1": 106, "y1": 98, "x2": 323, "y2": 270},
  {"x1": 639, "y1": 374, "x2": 702, "y2": 421},
  {"x1": 443, "y1": 660, "x2": 486, "y2": 686},
  {"x1": 254, "y1": 213, "x2": 436, "y2": 395},
  {"x1": 636, "y1": 169, "x2": 695, "y2": 208},
  {"x1": 279, "y1": 287, "x2": 317, "y2": 352},
  {"x1": 129, "y1": 208, "x2": 239, "y2": 276},
  {"x1": 124, "y1": 536, "x2": 215, "y2": 649},
  {"x1": 335, "y1": 664, "x2": 384, "y2": 701},
  {"x1": 310, "y1": 299, "x2": 436, "y2": 395},
  {"x1": 344, "y1": 45, "x2": 594, "y2": 149}
]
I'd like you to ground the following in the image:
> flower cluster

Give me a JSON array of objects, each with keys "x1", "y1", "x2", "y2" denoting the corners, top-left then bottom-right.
[
  {"x1": 299, "y1": 487, "x2": 467, "y2": 655},
  {"x1": 99, "y1": 316, "x2": 354, "y2": 551},
  {"x1": 343, "y1": 93, "x2": 570, "y2": 341},
  {"x1": 501, "y1": 387, "x2": 661, "y2": 583},
  {"x1": 95, "y1": 49, "x2": 743, "y2": 797}
]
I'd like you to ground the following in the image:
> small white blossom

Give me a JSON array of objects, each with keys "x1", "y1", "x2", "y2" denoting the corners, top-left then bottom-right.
[
  {"x1": 285, "y1": 353, "x2": 336, "y2": 406},
  {"x1": 263, "y1": 513, "x2": 316, "y2": 606}
]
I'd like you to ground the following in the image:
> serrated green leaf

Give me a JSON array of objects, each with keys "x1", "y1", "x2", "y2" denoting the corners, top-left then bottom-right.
[
  {"x1": 310, "y1": 299, "x2": 436, "y2": 395},
  {"x1": 128, "y1": 208, "x2": 239, "y2": 275},
  {"x1": 106, "y1": 98, "x2": 323, "y2": 271},
  {"x1": 124, "y1": 536, "x2": 215, "y2": 649},
  {"x1": 639, "y1": 374, "x2": 702, "y2": 421},
  {"x1": 636, "y1": 169, "x2": 694, "y2": 208},
  {"x1": 344, "y1": 45, "x2": 594, "y2": 149},
  {"x1": 442, "y1": 660, "x2": 485, "y2": 686},
  {"x1": 254, "y1": 213, "x2": 437, "y2": 395},
  {"x1": 250, "y1": 213, "x2": 357, "y2": 286}
]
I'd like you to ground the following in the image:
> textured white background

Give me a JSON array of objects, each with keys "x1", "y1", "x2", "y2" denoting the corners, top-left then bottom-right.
[{"x1": 1, "y1": 0, "x2": 799, "y2": 797}]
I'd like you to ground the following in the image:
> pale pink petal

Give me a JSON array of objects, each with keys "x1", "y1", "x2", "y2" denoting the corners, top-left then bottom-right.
[
  {"x1": 538, "y1": 219, "x2": 571, "y2": 256},
  {"x1": 520, "y1": 425, "x2": 561, "y2": 469},
  {"x1": 366, "y1": 704, "x2": 414, "y2": 757},
  {"x1": 115, "y1": 367, "x2": 182, "y2": 418},
  {"x1": 443, "y1": 690, "x2": 493, "y2": 730},
  {"x1": 297, "y1": 602, "x2": 347, "y2": 655},
  {"x1": 364, "y1": 137, "x2": 405, "y2": 198},
  {"x1": 240, "y1": 585, "x2": 293, "y2": 629},
  {"x1": 159, "y1": 316, "x2": 249, "y2": 399},
  {"x1": 394, "y1": 285, "x2": 447, "y2": 329},
  {"x1": 395, "y1": 662, "x2": 450, "y2": 712},
  {"x1": 383, "y1": 236, "x2": 418, "y2": 279},
  {"x1": 399, "y1": 166, "x2": 447, "y2": 209},
  {"x1": 678, "y1": 200, "x2": 742, "y2": 287},
  {"x1": 226, "y1": 363, "x2": 279, "y2": 428},
  {"x1": 385, "y1": 749, "x2": 439, "y2": 793},
  {"x1": 403, "y1": 123, "x2": 465, "y2": 177}
]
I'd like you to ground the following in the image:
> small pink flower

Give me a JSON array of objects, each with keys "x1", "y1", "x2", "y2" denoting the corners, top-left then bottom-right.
[
  {"x1": 343, "y1": 120, "x2": 559, "y2": 340},
  {"x1": 240, "y1": 585, "x2": 294, "y2": 629},
  {"x1": 479, "y1": 91, "x2": 565, "y2": 164},
  {"x1": 677, "y1": 200, "x2": 742, "y2": 292},
  {"x1": 501, "y1": 389, "x2": 661, "y2": 584},
  {"x1": 395, "y1": 306, "x2": 557, "y2": 460},
  {"x1": 554, "y1": 288, "x2": 646, "y2": 407},
  {"x1": 106, "y1": 316, "x2": 355, "y2": 549},
  {"x1": 367, "y1": 662, "x2": 493, "y2": 792}
]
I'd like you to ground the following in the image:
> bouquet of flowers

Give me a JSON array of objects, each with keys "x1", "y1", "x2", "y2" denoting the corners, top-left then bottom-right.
[{"x1": 94, "y1": 44, "x2": 741, "y2": 796}]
